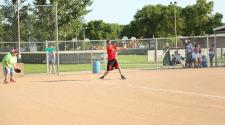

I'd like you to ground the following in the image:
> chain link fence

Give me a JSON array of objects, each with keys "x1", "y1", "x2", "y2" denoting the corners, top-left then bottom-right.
[{"x1": 1, "y1": 35, "x2": 225, "y2": 74}]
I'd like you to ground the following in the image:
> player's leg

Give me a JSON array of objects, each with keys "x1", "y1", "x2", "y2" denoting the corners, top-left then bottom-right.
[
  {"x1": 51, "y1": 59, "x2": 56, "y2": 74},
  {"x1": 51, "y1": 64, "x2": 55, "y2": 74},
  {"x1": 50, "y1": 63, "x2": 55, "y2": 74},
  {"x1": 10, "y1": 68, "x2": 16, "y2": 82},
  {"x1": 118, "y1": 66, "x2": 126, "y2": 79},
  {"x1": 114, "y1": 60, "x2": 126, "y2": 79},
  {"x1": 100, "y1": 61, "x2": 111, "y2": 79},
  {"x1": 49, "y1": 61, "x2": 55, "y2": 74},
  {"x1": 209, "y1": 55, "x2": 213, "y2": 66},
  {"x1": 100, "y1": 71, "x2": 109, "y2": 79},
  {"x1": 3, "y1": 67, "x2": 9, "y2": 84}
]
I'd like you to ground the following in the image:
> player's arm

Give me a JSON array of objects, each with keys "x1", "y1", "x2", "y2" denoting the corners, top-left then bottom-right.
[
  {"x1": 113, "y1": 45, "x2": 127, "y2": 52},
  {"x1": 5, "y1": 61, "x2": 10, "y2": 68},
  {"x1": 5, "y1": 56, "x2": 11, "y2": 68}
]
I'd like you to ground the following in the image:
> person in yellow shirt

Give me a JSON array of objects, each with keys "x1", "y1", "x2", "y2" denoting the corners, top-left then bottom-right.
[{"x1": 2, "y1": 48, "x2": 18, "y2": 84}]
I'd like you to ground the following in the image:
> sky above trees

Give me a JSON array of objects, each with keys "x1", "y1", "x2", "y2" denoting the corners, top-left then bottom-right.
[{"x1": 84, "y1": 0, "x2": 225, "y2": 24}]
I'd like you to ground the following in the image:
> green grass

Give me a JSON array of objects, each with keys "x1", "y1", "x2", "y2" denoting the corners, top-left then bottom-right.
[
  {"x1": 24, "y1": 64, "x2": 92, "y2": 74},
  {"x1": 24, "y1": 55, "x2": 156, "y2": 74},
  {"x1": 23, "y1": 55, "x2": 224, "y2": 74},
  {"x1": 24, "y1": 63, "x2": 158, "y2": 74},
  {"x1": 118, "y1": 55, "x2": 148, "y2": 64},
  {"x1": 24, "y1": 64, "x2": 46, "y2": 74}
]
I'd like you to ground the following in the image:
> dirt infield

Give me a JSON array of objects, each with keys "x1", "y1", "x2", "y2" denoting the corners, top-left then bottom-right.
[{"x1": 1, "y1": 68, "x2": 225, "y2": 125}]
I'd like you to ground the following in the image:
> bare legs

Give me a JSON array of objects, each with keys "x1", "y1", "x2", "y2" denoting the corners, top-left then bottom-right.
[
  {"x1": 100, "y1": 66, "x2": 126, "y2": 80},
  {"x1": 49, "y1": 64, "x2": 55, "y2": 74}
]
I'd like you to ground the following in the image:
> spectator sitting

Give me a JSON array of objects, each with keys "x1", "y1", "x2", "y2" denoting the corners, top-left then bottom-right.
[{"x1": 175, "y1": 53, "x2": 182, "y2": 64}]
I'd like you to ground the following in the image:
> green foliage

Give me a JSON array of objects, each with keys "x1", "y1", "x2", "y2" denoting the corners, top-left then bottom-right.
[
  {"x1": 85, "y1": 20, "x2": 122, "y2": 40},
  {"x1": 0, "y1": 0, "x2": 93, "y2": 42},
  {"x1": 182, "y1": 0, "x2": 214, "y2": 35},
  {"x1": 33, "y1": 0, "x2": 93, "y2": 41},
  {"x1": 52, "y1": 0, "x2": 93, "y2": 40},
  {"x1": 121, "y1": 0, "x2": 223, "y2": 38},
  {"x1": 0, "y1": 9, "x2": 3, "y2": 40},
  {"x1": 0, "y1": 0, "x2": 223, "y2": 43}
]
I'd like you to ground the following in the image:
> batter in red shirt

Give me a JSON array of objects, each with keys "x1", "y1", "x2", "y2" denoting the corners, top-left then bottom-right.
[{"x1": 100, "y1": 40, "x2": 126, "y2": 80}]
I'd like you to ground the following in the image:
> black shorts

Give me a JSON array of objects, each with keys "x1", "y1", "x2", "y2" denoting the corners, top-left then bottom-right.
[{"x1": 107, "y1": 59, "x2": 119, "y2": 71}]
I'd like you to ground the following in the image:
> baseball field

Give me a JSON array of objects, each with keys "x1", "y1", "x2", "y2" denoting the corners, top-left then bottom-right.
[{"x1": 1, "y1": 68, "x2": 225, "y2": 125}]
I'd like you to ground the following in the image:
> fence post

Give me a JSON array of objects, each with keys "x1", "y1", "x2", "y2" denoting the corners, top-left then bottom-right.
[
  {"x1": 77, "y1": 53, "x2": 80, "y2": 64},
  {"x1": 55, "y1": 3, "x2": 60, "y2": 76},
  {"x1": 46, "y1": 40, "x2": 49, "y2": 75},
  {"x1": 214, "y1": 32, "x2": 218, "y2": 67},
  {"x1": 65, "y1": 40, "x2": 66, "y2": 51},
  {"x1": 155, "y1": 38, "x2": 158, "y2": 70},
  {"x1": 73, "y1": 41, "x2": 75, "y2": 51},
  {"x1": 206, "y1": 35, "x2": 209, "y2": 67}
]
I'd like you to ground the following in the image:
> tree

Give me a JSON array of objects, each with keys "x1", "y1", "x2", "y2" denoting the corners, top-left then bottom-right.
[
  {"x1": 205, "y1": 12, "x2": 223, "y2": 34},
  {"x1": 1, "y1": 0, "x2": 30, "y2": 42},
  {"x1": 182, "y1": 0, "x2": 214, "y2": 36},
  {"x1": 0, "y1": 8, "x2": 4, "y2": 40},
  {"x1": 50, "y1": 0, "x2": 92, "y2": 40},
  {"x1": 121, "y1": 0, "x2": 223, "y2": 38},
  {"x1": 85, "y1": 20, "x2": 122, "y2": 40},
  {"x1": 121, "y1": 4, "x2": 184, "y2": 38}
]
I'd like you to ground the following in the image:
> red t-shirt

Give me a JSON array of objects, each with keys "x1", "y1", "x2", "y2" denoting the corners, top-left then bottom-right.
[{"x1": 107, "y1": 44, "x2": 118, "y2": 61}]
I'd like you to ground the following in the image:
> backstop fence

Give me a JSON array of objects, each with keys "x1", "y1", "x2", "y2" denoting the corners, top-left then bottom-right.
[{"x1": 1, "y1": 35, "x2": 225, "y2": 74}]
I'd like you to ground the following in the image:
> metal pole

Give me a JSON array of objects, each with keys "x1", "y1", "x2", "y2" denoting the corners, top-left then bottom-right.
[
  {"x1": 174, "y1": 6, "x2": 177, "y2": 48},
  {"x1": 83, "y1": 26, "x2": 86, "y2": 40},
  {"x1": 46, "y1": 40, "x2": 49, "y2": 74},
  {"x1": 73, "y1": 41, "x2": 75, "y2": 51},
  {"x1": 82, "y1": 17, "x2": 86, "y2": 40},
  {"x1": 17, "y1": 0, "x2": 21, "y2": 59},
  {"x1": 156, "y1": 38, "x2": 158, "y2": 70},
  {"x1": 206, "y1": 35, "x2": 209, "y2": 67},
  {"x1": 65, "y1": 40, "x2": 66, "y2": 51},
  {"x1": 214, "y1": 31, "x2": 217, "y2": 67},
  {"x1": 55, "y1": 3, "x2": 59, "y2": 76},
  {"x1": 170, "y1": 1, "x2": 177, "y2": 49}
]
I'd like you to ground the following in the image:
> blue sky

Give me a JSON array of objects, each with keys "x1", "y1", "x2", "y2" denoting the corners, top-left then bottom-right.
[{"x1": 84, "y1": 0, "x2": 225, "y2": 25}]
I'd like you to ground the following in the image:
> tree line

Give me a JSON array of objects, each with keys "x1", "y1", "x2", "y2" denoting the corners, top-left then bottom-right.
[{"x1": 0, "y1": 0, "x2": 223, "y2": 42}]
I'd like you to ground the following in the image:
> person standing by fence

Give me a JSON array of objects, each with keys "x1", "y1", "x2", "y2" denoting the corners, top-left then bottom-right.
[
  {"x1": 48, "y1": 46, "x2": 56, "y2": 74},
  {"x1": 185, "y1": 40, "x2": 194, "y2": 68},
  {"x1": 209, "y1": 44, "x2": 215, "y2": 67},
  {"x1": 193, "y1": 44, "x2": 202, "y2": 68},
  {"x1": 163, "y1": 43, "x2": 171, "y2": 66}
]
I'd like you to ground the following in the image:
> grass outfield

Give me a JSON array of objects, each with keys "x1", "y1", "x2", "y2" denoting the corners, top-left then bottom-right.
[
  {"x1": 24, "y1": 63, "x2": 158, "y2": 74},
  {"x1": 23, "y1": 55, "x2": 225, "y2": 74},
  {"x1": 24, "y1": 55, "x2": 160, "y2": 74}
]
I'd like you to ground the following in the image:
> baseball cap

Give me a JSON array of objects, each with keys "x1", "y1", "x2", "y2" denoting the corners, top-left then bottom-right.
[{"x1": 11, "y1": 48, "x2": 18, "y2": 53}]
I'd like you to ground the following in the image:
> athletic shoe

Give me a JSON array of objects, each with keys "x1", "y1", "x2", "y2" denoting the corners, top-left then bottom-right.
[
  {"x1": 100, "y1": 76, "x2": 104, "y2": 79},
  {"x1": 10, "y1": 79, "x2": 16, "y2": 82},
  {"x1": 121, "y1": 75, "x2": 126, "y2": 80}
]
